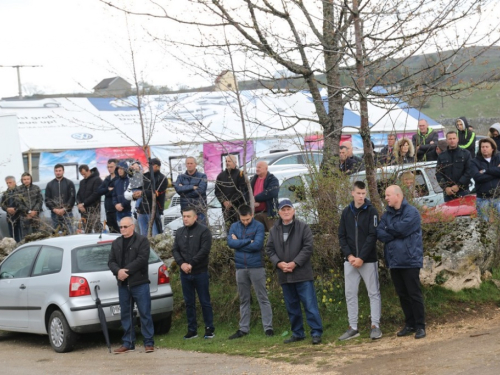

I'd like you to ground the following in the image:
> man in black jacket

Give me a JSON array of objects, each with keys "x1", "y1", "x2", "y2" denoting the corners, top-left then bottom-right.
[
  {"x1": 412, "y1": 119, "x2": 439, "y2": 161},
  {"x1": 1, "y1": 176, "x2": 21, "y2": 242},
  {"x1": 77, "y1": 165, "x2": 103, "y2": 233},
  {"x1": 108, "y1": 217, "x2": 154, "y2": 354},
  {"x1": 436, "y1": 132, "x2": 472, "y2": 202},
  {"x1": 338, "y1": 181, "x2": 381, "y2": 341},
  {"x1": 215, "y1": 155, "x2": 247, "y2": 230},
  {"x1": 378, "y1": 134, "x2": 397, "y2": 165},
  {"x1": 250, "y1": 161, "x2": 279, "y2": 231},
  {"x1": 172, "y1": 206, "x2": 214, "y2": 340},
  {"x1": 45, "y1": 164, "x2": 76, "y2": 234},
  {"x1": 97, "y1": 159, "x2": 119, "y2": 233},
  {"x1": 266, "y1": 199, "x2": 323, "y2": 345}
]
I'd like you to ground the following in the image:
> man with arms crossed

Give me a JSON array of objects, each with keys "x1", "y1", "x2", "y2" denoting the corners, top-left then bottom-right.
[
  {"x1": 338, "y1": 181, "x2": 382, "y2": 341},
  {"x1": 45, "y1": 164, "x2": 76, "y2": 234},
  {"x1": 227, "y1": 204, "x2": 273, "y2": 339}
]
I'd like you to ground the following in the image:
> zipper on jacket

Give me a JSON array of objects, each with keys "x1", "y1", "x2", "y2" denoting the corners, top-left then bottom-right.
[{"x1": 354, "y1": 211, "x2": 360, "y2": 257}]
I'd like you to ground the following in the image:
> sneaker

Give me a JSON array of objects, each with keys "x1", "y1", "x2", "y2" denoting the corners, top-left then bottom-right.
[
  {"x1": 183, "y1": 331, "x2": 198, "y2": 339},
  {"x1": 144, "y1": 346, "x2": 154, "y2": 353},
  {"x1": 228, "y1": 330, "x2": 248, "y2": 340},
  {"x1": 265, "y1": 329, "x2": 274, "y2": 337},
  {"x1": 370, "y1": 325, "x2": 383, "y2": 340},
  {"x1": 283, "y1": 336, "x2": 305, "y2": 344},
  {"x1": 338, "y1": 327, "x2": 360, "y2": 341},
  {"x1": 415, "y1": 328, "x2": 426, "y2": 339},
  {"x1": 113, "y1": 346, "x2": 134, "y2": 354},
  {"x1": 204, "y1": 327, "x2": 215, "y2": 339},
  {"x1": 312, "y1": 336, "x2": 322, "y2": 345},
  {"x1": 397, "y1": 326, "x2": 415, "y2": 337}
]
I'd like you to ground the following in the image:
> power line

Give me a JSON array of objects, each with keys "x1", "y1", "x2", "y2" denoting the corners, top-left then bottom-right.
[{"x1": 0, "y1": 65, "x2": 42, "y2": 99}]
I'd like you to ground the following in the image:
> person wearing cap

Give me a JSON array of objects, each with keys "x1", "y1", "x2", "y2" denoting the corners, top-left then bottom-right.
[
  {"x1": 488, "y1": 123, "x2": 500, "y2": 151},
  {"x1": 113, "y1": 161, "x2": 132, "y2": 222},
  {"x1": 266, "y1": 199, "x2": 323, "y2": 345},
  {"x1": 133, "y1": 158, "x2": 168, "y2": 236},
  {"x1": 455, "y1": 117, "x2": 476, "y2": 157},
  {"x1": 174, "y1": 157, "x2": 208, "y2": 225},
  {"x1": 436, "y1": 131, "x2": 472, "y2": 202}
]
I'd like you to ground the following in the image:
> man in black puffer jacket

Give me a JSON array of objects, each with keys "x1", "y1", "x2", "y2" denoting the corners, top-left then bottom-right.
[
  {"x1": 97, "y1": 159, "x2": 119, "y2": 233},
  {"x1": 77, "y1": 165, "x2": 103, "y2": 233},
  {"x1": 172, "y1": 206, "x2": 214, "y2": 340},
  {"x1": 45, "y1": 164, "x2": 76, "y2": 235},
  {"x1": 108, "y1": 217, "x2": 154, "y2": 354}
]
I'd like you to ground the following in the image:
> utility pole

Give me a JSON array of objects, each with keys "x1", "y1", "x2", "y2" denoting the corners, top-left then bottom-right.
[{"x1": 0, "y1": 65, "x2": 42, "y2": 99}]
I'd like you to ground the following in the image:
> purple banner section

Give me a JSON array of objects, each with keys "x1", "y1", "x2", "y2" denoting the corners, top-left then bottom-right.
[{"x1": 203, "y1": 141, "x2": 254, "y2": 180}]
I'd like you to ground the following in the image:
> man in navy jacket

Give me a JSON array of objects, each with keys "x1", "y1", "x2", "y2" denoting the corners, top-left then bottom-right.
[
  {"x1": 227, "y1": 204, "x2": 273, "y2": 339},
  {"x1": 377, "y1": 185, "x2": 426, "y2": 339}
]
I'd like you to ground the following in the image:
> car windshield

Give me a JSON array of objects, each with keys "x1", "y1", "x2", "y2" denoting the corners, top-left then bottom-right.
[{"x1": 72, "y1": 243, "x2": 161, "y2": 273}]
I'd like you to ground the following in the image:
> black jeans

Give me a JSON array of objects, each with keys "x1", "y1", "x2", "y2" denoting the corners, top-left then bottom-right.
[{"x1": 390, "y1": 268, "x2": 425, "y2": 330}]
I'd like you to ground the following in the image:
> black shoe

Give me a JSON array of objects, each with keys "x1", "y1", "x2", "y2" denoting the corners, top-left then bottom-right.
[
  {"x1": 397, "y1": 326, "x2": 415, "y2": 337},
  {"x1": 265, "y1": 329, "x2": 274, "y2": 337},
  {"x1": 228, "y1": 330, "x2": 247, "y2": 340},
  {"x1": 415, "y1": 328, "x2": 426, "y2": 339},
  {"x1": 284, "y1": 336, "x2": 305, "y2": 344},
  {"x1": 204, "y1": 327, "x2": 215, "y2": 339},
  {"x1": 312, "y1": 336, "x2": 322, "y2": 345},
  {"x1": 184, "y1": 331, "x2": 198, "y2": 339}
]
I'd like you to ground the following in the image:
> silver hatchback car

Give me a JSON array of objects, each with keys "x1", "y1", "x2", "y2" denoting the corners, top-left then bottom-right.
[{"x1": 0, "y1": 234, "x2": 173, "y2": 353}]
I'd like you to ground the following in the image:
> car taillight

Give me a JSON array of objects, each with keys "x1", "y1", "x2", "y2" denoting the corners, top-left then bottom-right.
[
  {"x1": 158, "y1": 264, "x2": 170, "y2": 285},
  {"x1": 69, "y1": 276, "x2": 91, "y2": 297}
]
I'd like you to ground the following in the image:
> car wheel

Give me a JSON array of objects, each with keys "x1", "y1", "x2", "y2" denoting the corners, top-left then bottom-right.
[
  {"x1": 154, "y1": 315, "x2": 172, "y2": 335},
  {"x1": 48, "y1": 310, "x2": 76, "y2": 353}
]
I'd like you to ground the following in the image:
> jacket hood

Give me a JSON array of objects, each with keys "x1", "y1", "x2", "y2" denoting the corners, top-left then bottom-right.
[
  {"x1": 489, "y1": 123, "x2": 500, "y2": 137},
  {"x1": 349, "y1": 198, "x2": 372, "y2": 212},
  {"x1": 456, "y1": 117, "x2": 469, "y2": 132},
  {"x1": 117, "y1": 161, "x2": 129, "y2": 170}
]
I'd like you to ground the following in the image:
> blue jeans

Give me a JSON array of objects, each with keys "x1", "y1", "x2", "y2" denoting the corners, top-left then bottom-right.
[
  {"x1": 137, "y1": 213, "x2": 159, "y2": 236},
  {"x1": 50, "y1": 212, "x2": 74, "y2": 234},
  {"x1": 180, "y1": 271, "x2": 214, "y2": 333},
  {"x1": 281, "y1": 280, "x2": 323, "y2": 338},
  {"x1": 116, "y1": 210, "x2": 132, "y2": 223},
  {"x1": 476, "y1": 197, "x2": 500, "y2": 221},
  {"x1": 118, "y1": 283, "x2": 154, "y2": 348}
]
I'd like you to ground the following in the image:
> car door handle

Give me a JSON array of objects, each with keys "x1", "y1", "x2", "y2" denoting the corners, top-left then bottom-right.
[{"x1": 19, "y1": 284, "x2": 26, "y2": 290}]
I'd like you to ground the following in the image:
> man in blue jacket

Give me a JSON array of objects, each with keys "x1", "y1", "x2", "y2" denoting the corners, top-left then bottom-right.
[
  {"x1": 174, "y1": 157, "x2": 208, "y2": 225},
  {"x1": 377, "y1": 185, "x2": 426, "y2": 339},
  {"x1": 250, "y1": 161, "x2": 279, "y2": 231},
  {"x1": 227, "y1": 204, "x2": 273, "y2": 339}
]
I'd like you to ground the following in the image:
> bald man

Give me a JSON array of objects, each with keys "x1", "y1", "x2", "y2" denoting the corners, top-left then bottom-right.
[
  {"x1": 250, "y1": 161, "x2": 279, "y2": 231},
  {"x1": 108, "y1": 217, "x2": 155, "y2": 354},
  {"x1": 377, "y1": 185, "x2": 426, "y2": 339}
]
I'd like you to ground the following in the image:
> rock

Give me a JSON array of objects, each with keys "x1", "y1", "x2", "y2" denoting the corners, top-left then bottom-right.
[
  {"x1": 492, "y1": 279, "x2": 500, "y2": 290},
  {"x1": 0, "y1": 237, "x2": 17, "y2": 262},
  {"x1": 482, "y1": 270, "x2": 493, "y2": 281},
  {"x1": 421, "y1": 217, "x2": 499, "y2": 292}
]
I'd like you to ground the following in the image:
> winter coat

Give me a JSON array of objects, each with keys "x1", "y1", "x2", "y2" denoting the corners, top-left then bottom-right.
[
  {"x1": 340, "y1": 155, "x2": 364, "y2": 174},
  {"x1": 108, "y1": 232, "x2": 151, "y2": 287},
  {"x1": 139, "y1": 171, "x2": 168, "y2": 215},
  {"x1": 456, "y1": 117, "x2": 476, "y2": 157},
  {"x1": 172, "y1": 222, "x2": 212, "y2": 275},
  {"x1": 436, "y1": 147, "x2": 472, "y2": 193},
  {"x1": 227, "y1": 219, "x2": 265, "y2": 269},
  {"x1": 97, "y1": 174, "x2": 118, "y2": 213},
  {"x1": 45, "y1": 177, "x2": 76, "y2": 212},
  {"x1": 215, "y1": 168, "x2": 247, "y2": 207},
  {"x1": 112, "y1": 174, "x2": 131, "y2": 212},
  {"x1": 17, "y1": 183, "x2": 43, "y2": 215},
  {"x1": 249, "y1": 172, "x2": 279, "y2": 217},
  {"x1": 266, "y1": 217, "x2": 314, "y2": 285},
  {"x1": 77, "y1": 167, "x2": 103, "y2": 209},
  {"x1": 174, "y1": 169, "x2": 207, "y2": 211},
  {"x1": 488, "y1": 123, "x2": 500, "y2": 151},
  {"x1": 0, "y1": 186, "x2": 21, "y2": 221},
  {"x1": 378, "y1": 145, "x2": 395, "y2": 165},
  {"x1": 412, "y1": 127, "x2": 439, "y2": 161},
  {"x1": 377, "y1": 199, "x2": 423, "y2": 269},
  {"x1": 416, "y1": 144, "x2": 439, "y2": 162},
  {"x1": 338, "y1": 199, "x2": 379, "y2": 263},
  {"x1": 470, "y1": 153, "x2": 500, "y2": 198}
]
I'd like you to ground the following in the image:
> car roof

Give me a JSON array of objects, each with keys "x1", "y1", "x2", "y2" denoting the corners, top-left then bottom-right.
[{"x1": 16, "y1": 233, "x2": 121, "y2": 249}]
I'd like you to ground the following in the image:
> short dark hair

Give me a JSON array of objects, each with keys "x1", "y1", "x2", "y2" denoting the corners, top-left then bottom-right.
[
  {"x1": 238, "y1": 205, "x2": 252, "y2": 217},
  {"x1": 79, "y1": 164, "x2": 89, "y2": 172},
  {"x1": 54, "y1": 164, "x2": 64, "y2": 170},
  {"x1": 446, "y1": 131, "x2": 457, "y2": 138},
  {"x1": 339, "y1": 145, "x2": 348, "y2": 151},
  {"x1": 108, "y1": 158, "x2": 118, "y2": 165},
  {"x1": 353, "y1": 181, "x2": 366, "y2": 190},
  {"x1": 181, "y1": 206, "x2": 198, "y2": 215}
]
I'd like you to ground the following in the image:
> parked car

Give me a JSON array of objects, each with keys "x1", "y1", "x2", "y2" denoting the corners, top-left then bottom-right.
[
  {"x1": 421, "y1": 195, "x2": 477, "y2": 223},
  {"x1": 0, "y1": 234, "x2": 173, "y2": 353},
  {"x1": 245, "y1": 150, "x2": 323, "y2": 172}
]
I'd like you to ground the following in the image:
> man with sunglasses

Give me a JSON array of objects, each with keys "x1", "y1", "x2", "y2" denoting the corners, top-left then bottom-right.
[{"x1": 108, "y1": 217, "x2": 155, "y2": 354}]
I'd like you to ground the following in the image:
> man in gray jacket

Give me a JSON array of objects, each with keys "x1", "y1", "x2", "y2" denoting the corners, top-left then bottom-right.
[{"x1": 266, "y1": 199, "x2": 323, "y2": 345}]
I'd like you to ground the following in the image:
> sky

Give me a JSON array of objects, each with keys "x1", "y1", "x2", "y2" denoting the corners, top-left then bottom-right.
[{"x1": 1, "y1": 0, "x2": 499, "y2": 100}]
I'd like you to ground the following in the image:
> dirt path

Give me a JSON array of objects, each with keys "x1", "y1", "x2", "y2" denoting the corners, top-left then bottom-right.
[{"x1": 1, "y1": 309, "x2": 500, "y2": 374}]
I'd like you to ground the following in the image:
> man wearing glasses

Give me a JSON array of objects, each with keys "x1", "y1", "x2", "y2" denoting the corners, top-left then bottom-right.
[{"x1": 108, "y1": 217, "x2": 155, "y2": 354}]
